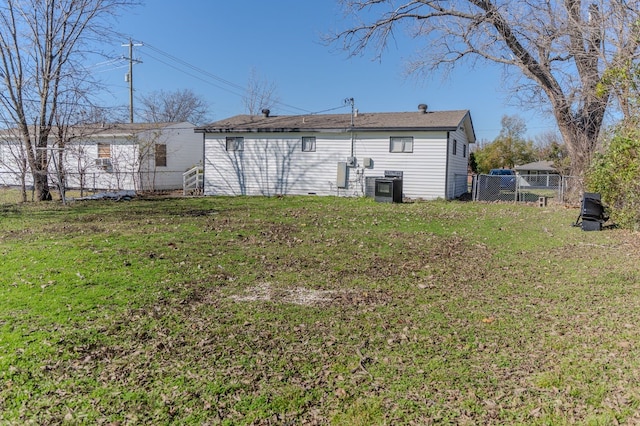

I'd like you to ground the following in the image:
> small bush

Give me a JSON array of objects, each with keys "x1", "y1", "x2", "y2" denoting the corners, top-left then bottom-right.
[{"x1": 587, "y1": 129, "x2": 640, "y2": 229}]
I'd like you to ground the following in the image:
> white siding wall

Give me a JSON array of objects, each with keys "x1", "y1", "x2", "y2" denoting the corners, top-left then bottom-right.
[
  {"x1": 64, "y1": 138, "x2": 139, "y2": 191},
  {"x1": 204, "y1": 133, "x2": 350, "y2": 196},
  {"x1": 446, "y1": 127, "x2": 471, "y2": 198},
  {"x1": 137, "y1": 123, "x2": 202, "y2": 191},
  {"x1": 204, "y1": 130, "x2": 453, "y2": 200},
  {"x1": 354, "y1": 131, "x2": 448, "y2": 200},
  {"x1": 0, "y1": 141, "x2": 27, "y2": 186}
]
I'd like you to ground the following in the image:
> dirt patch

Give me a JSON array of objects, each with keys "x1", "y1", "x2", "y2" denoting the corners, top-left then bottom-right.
[
  {"x1": 230, "y1": 282, "x2": 335, "y2": 306},
  {"x1": 229, "y1": 282, "x2": 396, "y2": 309}
]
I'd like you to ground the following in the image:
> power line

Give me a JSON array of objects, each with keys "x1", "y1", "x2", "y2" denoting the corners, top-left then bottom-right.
[
  {"x1": 141, "y1": 50, "x2": 247, "y2": 100},
  {"x1": 139, "y1": 42, "x2": 313, "y2": 115}
]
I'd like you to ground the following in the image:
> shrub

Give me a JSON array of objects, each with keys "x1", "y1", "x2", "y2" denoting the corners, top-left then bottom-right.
[{"x1": 586, "y1": 129, "x2": 640, "y2": 229}]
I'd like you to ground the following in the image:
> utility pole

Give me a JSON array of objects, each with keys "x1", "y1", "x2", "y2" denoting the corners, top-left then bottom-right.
[{"x1": 122, "y1": 39, "x2": 143, "y2": 123}]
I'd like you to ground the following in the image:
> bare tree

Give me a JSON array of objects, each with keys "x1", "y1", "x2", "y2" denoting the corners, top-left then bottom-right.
[
  {"x1": 138, "y1": 89, "x2": 211, "y2": 125},
  {"x1": 0, "y1": 0, "x2": 139, "y2": 201},
  {"x1": 243, "y1": 68, "x2": 280, "y2": 115},
  {"x1": 331, "y1": 0, "x2": 640, "y2": 176}
]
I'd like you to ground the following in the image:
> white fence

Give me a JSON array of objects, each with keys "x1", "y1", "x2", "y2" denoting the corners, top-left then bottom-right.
[
  {"x1": 472, "y1": 174, "x2": 582, "y2": 204},
  {"x1": 0, "y1": 170, "x2": 187, "y2": 194}
]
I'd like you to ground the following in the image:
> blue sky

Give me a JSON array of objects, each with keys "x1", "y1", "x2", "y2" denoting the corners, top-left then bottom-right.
[{"x1": 99, "y1": 0, "x2": 558, "y2": 142}]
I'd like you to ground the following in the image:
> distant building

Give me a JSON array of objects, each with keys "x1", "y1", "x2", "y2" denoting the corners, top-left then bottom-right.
[
  {"x1": 515, "y1": 160, "x2": 561, "y2": 188},
  {"x1": 514, "y1": 160, "x2": 559, "y2": 176},
  {"x1": 0, "y1": 122, "x2": 202, "y2": 192}
]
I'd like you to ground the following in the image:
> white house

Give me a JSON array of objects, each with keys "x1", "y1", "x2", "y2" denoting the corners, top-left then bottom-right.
[
  {"x1": 195, "y1": 106, "x2": 476, "y2": 200},
  {"x1": 515, "y1": 160, "x2": 561, "y2": 189},
  {"x1": 0, "y1": 122, "x2": 202, "y2": 192}
]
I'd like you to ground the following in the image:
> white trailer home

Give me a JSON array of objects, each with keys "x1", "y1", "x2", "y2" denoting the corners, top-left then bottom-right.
[
  {"x1": 195, "y1": 106, "x2": 476, "y2": 200},
  {"x1": 0, "y1": 122, "x2": 202, "y2": 192}
]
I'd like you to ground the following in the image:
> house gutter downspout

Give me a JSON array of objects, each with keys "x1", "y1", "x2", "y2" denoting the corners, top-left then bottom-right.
[
  {"x1": 201, "y1": 132, "x2": 206, "y2": 194},
  {"x1": 444, "y1": 132, "x2": 450, "y2": 199},
  {"x1": 346, "y1": 97, "x2": 355, "y2": 158}
]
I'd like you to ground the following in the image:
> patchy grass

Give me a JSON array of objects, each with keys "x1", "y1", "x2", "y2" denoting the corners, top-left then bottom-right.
[{"x1": 1, "y1": 195, "x2": 640, "y2": 424}]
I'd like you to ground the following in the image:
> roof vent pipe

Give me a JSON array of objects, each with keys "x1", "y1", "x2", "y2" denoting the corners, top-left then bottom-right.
[
  {"x1": 261, "y1": 109, "x2": 270, "y2": 117},
  {"x1": 418, "y1": 104, "x2": 428, "y2": 113}
]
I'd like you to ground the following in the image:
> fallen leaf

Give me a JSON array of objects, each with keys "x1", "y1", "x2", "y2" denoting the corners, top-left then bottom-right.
[{"x1": 335, "y1": 388, "x2": 347, "y2": 398}]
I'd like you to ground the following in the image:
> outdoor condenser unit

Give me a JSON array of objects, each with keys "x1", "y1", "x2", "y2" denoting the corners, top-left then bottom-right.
[{"x1": 374, "y1": 170, "x2": 403, "y2": 203}]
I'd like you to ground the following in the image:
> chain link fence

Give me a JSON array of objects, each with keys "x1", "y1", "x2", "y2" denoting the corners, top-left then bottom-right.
[
  {"x1": 2, "y1": 168, "x2": 585, "y2": 205},
  {"x1": 472, "y1": 173, "x2": 583, "y2": 205}
]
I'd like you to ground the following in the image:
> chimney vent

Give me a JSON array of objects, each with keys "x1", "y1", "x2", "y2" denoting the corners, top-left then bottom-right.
[
  {"x1": 418, "y1": 104, "x2": 428, "y2": 113},
  {"x1": 261, "y1": 109, "x2": 270, "y2": 117}
]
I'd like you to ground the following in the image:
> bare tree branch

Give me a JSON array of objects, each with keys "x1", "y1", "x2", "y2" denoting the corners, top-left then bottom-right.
[
  {"x1": 138, "y1": 89, "x2": 211, "y2": 125},
  {"x1": 330, "y1": 0, "x2": 640, "y2": 175},
  {"x1": 243, "y1": 67, "x2": 280, "y2": 115},
  {"x1": 0, "y1": 0, "x2": 140, "y2": 201}
]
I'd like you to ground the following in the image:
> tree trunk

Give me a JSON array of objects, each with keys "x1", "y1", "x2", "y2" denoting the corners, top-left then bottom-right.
[
  {"x1": 30, "y1": 135, "x2": 52, "y2": 201},
  {"x1": 34, "y1": 169, "x2": 52, "y2": 201},
  {"x1": 553, "y1": 101, "x2": 605, "y2": 178}
]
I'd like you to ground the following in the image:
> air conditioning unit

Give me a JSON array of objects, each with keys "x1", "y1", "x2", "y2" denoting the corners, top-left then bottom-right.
[{"x1": 95, "y1": 158, "x2": 112, "y2": 168}]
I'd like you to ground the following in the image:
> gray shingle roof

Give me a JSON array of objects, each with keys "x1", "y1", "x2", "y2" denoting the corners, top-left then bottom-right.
[
  {"x1": 0, "y1": 122, "x2": 189, "y2": 140},
  {"x1": 514, "y1": 160, "x2": 559, "y2": 172},
  {"x1": 195, "y1": 110, "x2": 476, "y2": 142}
]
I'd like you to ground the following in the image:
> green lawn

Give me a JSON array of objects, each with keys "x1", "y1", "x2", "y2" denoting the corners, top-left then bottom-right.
[{"x1": 1, "y1": 195, "x2": 639, "y2": 424}]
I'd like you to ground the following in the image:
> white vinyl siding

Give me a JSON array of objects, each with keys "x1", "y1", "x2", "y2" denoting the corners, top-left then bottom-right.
[
  {"x1": 204, "y1": 130, "x2": 453, "y2": 199},
  {"x1": 205, "y1": 133, "x2": 346, "y2": 196},
  {"x1": 446, "y1": 129, "x2": 470, "y2": 198},
  {"x1": 357, "y1": 132, "x2": 448, "y2": 200}
]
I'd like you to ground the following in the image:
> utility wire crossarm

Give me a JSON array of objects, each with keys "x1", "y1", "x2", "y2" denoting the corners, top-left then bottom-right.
[{"x1": 122, "y1": 39, "x2": 143, "y2": 123}]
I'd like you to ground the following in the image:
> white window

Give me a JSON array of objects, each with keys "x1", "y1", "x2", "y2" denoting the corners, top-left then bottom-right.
[
  {"x1": 226, "y1": 137, "x2": 244, "y2": 151},
  {"x1": 463, "y1": 143, "x2": 467, "y2": 158},
  {"x1": 302, "y1": 136, "x2": 316, "y2": 152},
  {"x1": 390, "y1": 137, "x2": 413, "y2": 153},
  {"x1": 452, "y1": 139, "x2": 457, "y2": 156}
]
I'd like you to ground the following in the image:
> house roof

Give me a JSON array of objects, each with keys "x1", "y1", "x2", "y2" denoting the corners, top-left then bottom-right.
[
  {"x1": 514, "y1": 160, "x2": 558, "y2": 172},
  {"x1": 195, "y1": 110, "x2": 476, "y2": 143},
  {"x1": 70, "y1": 122, "x2": 191, "y2": 138},
  {"x1": 0, "y1": 122, "x2": 192, "y2": 140}
]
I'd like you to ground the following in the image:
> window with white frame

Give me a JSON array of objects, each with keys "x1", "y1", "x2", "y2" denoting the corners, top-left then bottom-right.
[
  {"x1": 226, "y1": 137, "x2": 244, "y2": 151},
  {"x1": 463, "y1": 143, "x2": 467, "y2": 158},
  {"x1": 389, "y1": 136, "x2": 413, "y2": 153},
  {"x1": 452, "y1": 139, "x2": 457, "y2": 156},
  {"x1": 302, "y1": 136, "x2": 316, "y2": 152}
]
